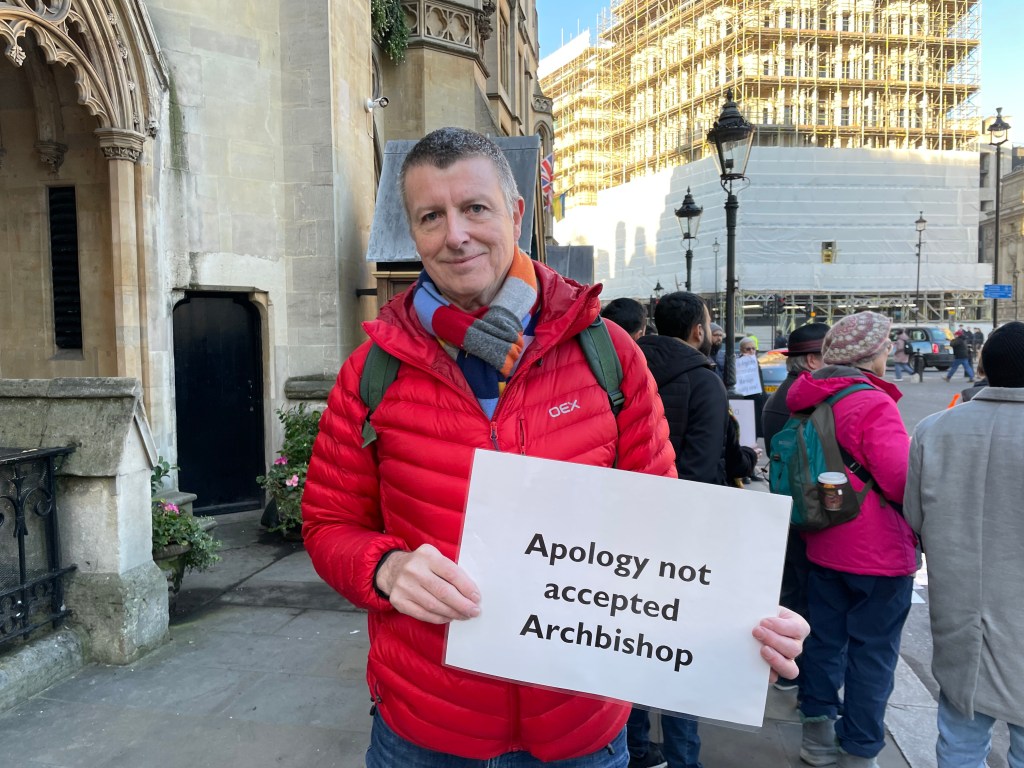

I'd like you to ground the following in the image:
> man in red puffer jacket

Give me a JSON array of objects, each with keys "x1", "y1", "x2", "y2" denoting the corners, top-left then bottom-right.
[{"x1": 302, "y1": 127, "x2": 809, "y2": 767}]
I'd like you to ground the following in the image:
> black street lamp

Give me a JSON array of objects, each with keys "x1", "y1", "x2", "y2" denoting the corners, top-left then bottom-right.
[
  {"x1": 706, "y1": 89, "x2": 754, "y2": 389},
  {"x1": 649, "y1": 280, "x2": 664, "y2": 318},
  {"x1": 674, "y1": 187, "x2": 703, "y2": 292},
  {"x1": 712, "y1": 237, "x2": 720, "y2": 319},
  {"x1": 914, "y1": 211, "x2": 927, "y2": 318},
  {"x1": 989, "y1": 108, "x2": 1011, "y2": 328}
]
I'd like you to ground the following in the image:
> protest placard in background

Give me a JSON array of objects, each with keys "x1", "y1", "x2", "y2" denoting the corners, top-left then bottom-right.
[
  {"x1": 728, "y1": 398, "x2": 757, "y2": 449},
  {"x1": 733, "y1": 354, "x2": 763, "y2": 396},
  {"x1": 445, "y1": 451, "x2": 791, "y2": 728}
]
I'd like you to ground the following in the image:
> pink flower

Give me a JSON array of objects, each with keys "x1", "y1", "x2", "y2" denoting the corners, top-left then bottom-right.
[
  {"x1": 285, "y1": 474, "x2": 299, "y2": 487},
  {"x1": 274, "y1": 456, "x2": 289, "y2": 465},
  {"x1": 162, "y1": 503, "x2": 179, "y2": 514}
]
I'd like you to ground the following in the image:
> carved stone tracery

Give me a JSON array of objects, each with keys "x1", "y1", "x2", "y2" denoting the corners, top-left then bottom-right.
[
  {"x1": 0, "y1": 0, "x2": 166, "y2": 162},
  {"x1": 403, "y1": 1, "x2": 480, "y2": 56}
]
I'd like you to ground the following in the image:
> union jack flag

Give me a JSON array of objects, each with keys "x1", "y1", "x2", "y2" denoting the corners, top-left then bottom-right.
[{"x1": 540, "y1": 153, "x2": 554, "y2": 211}]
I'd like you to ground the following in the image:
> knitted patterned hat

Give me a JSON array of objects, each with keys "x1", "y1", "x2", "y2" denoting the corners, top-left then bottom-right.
[
  {"x1": 783, "y1": 322, "x2": 831, "y2": 357},
  {"x1": 982, "y1": 321, "x2": 1024, "y2": 387},
  {"x1": 822, "y1": 311, "x2": 891, "y2": 366}
]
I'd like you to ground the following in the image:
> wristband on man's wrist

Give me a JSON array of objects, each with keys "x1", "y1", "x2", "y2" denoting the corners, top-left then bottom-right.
[{"x1": 372, "y1": 549, "x2": 403, "y2": 599}]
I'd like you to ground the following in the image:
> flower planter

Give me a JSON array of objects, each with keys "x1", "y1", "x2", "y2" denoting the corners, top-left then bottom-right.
[{"x1": 153, "y1": 543, "x2": 191, "y2": 595}]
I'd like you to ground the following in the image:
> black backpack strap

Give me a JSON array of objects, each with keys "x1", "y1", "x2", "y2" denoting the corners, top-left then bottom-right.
[
  {"x1": 359, "y1": 343, "x2": 401, "y2": 447},
  {"x1": 823, "y1": 382, "x2": 903, "y2": 512},
  {"x1": 578, "y1": 317, "x2": 625, "y2": 416}
]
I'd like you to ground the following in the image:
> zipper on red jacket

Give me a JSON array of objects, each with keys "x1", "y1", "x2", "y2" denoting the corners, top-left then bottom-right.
[
  {"x1": 518, "y1": 417, "x2": 526, "y2": 455},
  {"x1": 508, "y1": 685, "x2": 522, "y2": 752},
  {"x1": 490, "y1": 421, "x2": 500, "y2": 451}
]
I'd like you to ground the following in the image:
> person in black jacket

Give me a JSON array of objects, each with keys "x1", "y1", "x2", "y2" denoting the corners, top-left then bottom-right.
[
  {"x1": 760, "y1": 322, "x2": 830, "y2": 691},
  {"x1": 628, "y1": 291, "x2": 760, "y2": 768},
  {"x1": 639, "y1": 291, "x2": 735, "y2": 485},
  {"x1": 945, "y1": 331, "x2": 976, "y2": 383}
]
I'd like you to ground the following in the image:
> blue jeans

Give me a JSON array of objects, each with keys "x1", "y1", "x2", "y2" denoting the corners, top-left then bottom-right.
[
  {"x1": 626, "y1": 708, "x2": 702, "y2": 768},
  {"x1": 892, "y1": 361, "x2": 914, "y2": 380},
  {"x1": 798, "y1": 567, "x2": 913, "y2": 758},
  {"x1": 937, "y1": 693, "x2": 1024, "y2": 768},
  {"x1": 945, "y1": 358, "x2": 975, "y2": 380},
  {"x1": 366, "y1": 712, "x2": 628, "y2": 767}
]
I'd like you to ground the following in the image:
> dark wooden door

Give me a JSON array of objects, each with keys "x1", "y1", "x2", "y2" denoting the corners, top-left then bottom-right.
[{"x1": 173, "y1": 293, "x2": 264, "y2": 514}]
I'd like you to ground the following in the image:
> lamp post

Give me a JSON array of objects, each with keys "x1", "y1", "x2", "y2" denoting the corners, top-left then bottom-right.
[
  {"x1": 674, "y1": 187, "x2": 703, "y2": 292},
  {"x1": 649, "y1": 280, "x2": 664, "y2": 319},
  {"x1": 989, "y1": 108, "x2": 1011, "y2": 328},
  {"x1": 706, "y1": 89, "x2": 754, "y2": 390},
  {"x1": 914, "y1": 211, "x2": 927, "y2": 319},
  {"x1": 712, "y1": 237, "x2": 720, "y2": 320}
]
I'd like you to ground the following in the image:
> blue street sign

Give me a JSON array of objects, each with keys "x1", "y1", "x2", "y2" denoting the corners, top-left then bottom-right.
[{"x1": 983, "y1": 284, "x2": 1013, "y2": 299}]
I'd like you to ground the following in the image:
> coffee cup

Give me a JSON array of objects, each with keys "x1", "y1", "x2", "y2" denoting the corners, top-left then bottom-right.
[{"x1": 817, "y1": 471, "x2": 848, "y2": 512}]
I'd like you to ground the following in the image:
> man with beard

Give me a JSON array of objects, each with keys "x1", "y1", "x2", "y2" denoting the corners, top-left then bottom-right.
[{"x1": 629, "y1": 291, "x2": 742, "y2": 768}]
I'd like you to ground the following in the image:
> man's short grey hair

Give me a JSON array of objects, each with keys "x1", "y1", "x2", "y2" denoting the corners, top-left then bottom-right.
[
  {"x1": 786, "y1": 353, "x2": 820, "y2": 374},
  {"x1": 399, "y1": 127, "x2": 520, "y2": 216}
]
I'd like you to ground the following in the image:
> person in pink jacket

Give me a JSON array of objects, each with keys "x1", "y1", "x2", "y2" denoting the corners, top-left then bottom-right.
[
  {"x1": 302, "y1": 127, "x2": 809, "y2": 768},
  {"x1": 784, "y1": 311, "x2": 917, "y2": 768}
]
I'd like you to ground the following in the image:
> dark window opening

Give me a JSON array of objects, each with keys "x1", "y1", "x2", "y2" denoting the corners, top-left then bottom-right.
[{"x1": 48, "y1": 187, "x2": 83, "y2": 350}]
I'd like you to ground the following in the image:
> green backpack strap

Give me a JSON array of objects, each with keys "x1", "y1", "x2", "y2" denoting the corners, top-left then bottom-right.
[
  {"x1": 359, "y1": 343, "x2": 401, "y2": 447},
  {"x1": 578, "y1": 317, "x2": 625, "y2": 416}
]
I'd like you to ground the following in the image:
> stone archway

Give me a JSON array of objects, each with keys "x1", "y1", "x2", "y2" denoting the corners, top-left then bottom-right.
[{"x1": 0, "y1": 0, "x2": 167, "y2": 383}]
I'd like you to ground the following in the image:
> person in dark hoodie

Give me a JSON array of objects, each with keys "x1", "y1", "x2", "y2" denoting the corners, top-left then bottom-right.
[
  {"x1": 638, "y1": 291, "x2": 731, "y2": 485},
  {"x1": 630, "y1": 291, "x2": 755, "y2": 768},
  {"x1": 786, "y1": 311, "x2": 917, "y2": 768}
]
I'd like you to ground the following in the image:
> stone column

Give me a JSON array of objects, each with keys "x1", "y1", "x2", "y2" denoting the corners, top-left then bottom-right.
[{"x1": 96, "y1": 129, "x2": 146, "y2": 385}]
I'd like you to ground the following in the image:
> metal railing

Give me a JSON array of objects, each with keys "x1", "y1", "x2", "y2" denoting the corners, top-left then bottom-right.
[{"x1": 0, "y1": 446, "x2": 76, "y2": 649}]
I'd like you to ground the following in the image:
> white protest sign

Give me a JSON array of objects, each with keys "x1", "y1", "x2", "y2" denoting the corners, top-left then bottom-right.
[
  {"x1": 728, "y1": 398, "x2": 757, "y2": 449},
  {"x1": 445, "y1": 450, "x2": 791, "y2": 728},
  {"x1": 734, "y1": 354, "x2": 763, "y2": 396}
]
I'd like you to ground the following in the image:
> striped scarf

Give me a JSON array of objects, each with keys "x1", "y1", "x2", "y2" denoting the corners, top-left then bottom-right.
[{"x1": 413, "y1": 248, "x2": 540, "y2": 418}]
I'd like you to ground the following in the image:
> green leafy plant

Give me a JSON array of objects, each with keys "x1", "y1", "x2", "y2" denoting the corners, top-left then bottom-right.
[
  {"x1": 372, "y1": 0, "x2": 409, "y2": 63},
  {"x1": 150, "y1": 456, "x2": 175, "y2": 495},
  {"x1": 150, "y1": 458, "x2": 220, "y2": 573},
  {"x1": 257, "y1": 404, "x2": 323, "y2": 534}
]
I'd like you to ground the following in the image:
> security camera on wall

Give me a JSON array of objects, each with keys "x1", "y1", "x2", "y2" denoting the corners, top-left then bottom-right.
[{"x1": 365, "y1": 96, "x2": 389, "y2": 112}]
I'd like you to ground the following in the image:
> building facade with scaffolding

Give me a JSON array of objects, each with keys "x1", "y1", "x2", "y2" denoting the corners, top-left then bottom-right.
[{"x1": 539, "y1": 0, "x2": 989, "y2": 326}]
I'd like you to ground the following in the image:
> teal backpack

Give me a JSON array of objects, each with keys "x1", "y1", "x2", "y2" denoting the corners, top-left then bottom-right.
[
  {"x1": 359, "y1": 317, "x2": 624, "y2": 447},
  {"x1": 768, "y1": 382, "x2": 879, "y2": 531}
]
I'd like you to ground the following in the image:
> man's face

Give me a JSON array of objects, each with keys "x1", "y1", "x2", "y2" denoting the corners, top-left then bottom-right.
[
  {"x1": 712, "y1": 329, "x2": 724, "y2": 345},
  {"x1": 740, "y1": 343, "x2": 757, "y2": 356},
  {"x1": 404, "y1": 156, "x2": 524, "y2": 312}
]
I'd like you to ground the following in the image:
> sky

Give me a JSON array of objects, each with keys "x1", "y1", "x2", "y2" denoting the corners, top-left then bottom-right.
[{"x1": 536, "y1": 0, "x2": 1024, "y2": 131}]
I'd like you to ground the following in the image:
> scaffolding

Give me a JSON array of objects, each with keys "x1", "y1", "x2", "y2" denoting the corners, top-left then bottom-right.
[
  {"x1": 541, "y1": 0, "x2": 980, "y2": 205},
  {"x1": 732, "y1": 289, "x2": 988, "y2": 331},
  {"x1": 540, "y1": 35, "x2": 608, "y2": 209}
]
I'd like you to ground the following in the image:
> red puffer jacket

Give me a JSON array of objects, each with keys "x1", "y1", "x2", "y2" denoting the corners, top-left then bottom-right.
[{"x1": 302, "y1": 262, "x2": 675, "y2": 761}]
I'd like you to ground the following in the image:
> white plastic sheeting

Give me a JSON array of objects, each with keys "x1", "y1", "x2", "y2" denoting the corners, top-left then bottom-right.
[{"x1": 554, "y1": 147, "x2": 988, "y2": 300}]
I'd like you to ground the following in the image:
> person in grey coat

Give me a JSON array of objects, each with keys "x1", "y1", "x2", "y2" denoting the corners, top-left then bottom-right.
[{"x1": 904, "y1": 321, "x2": 1024, "y2": 768}]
